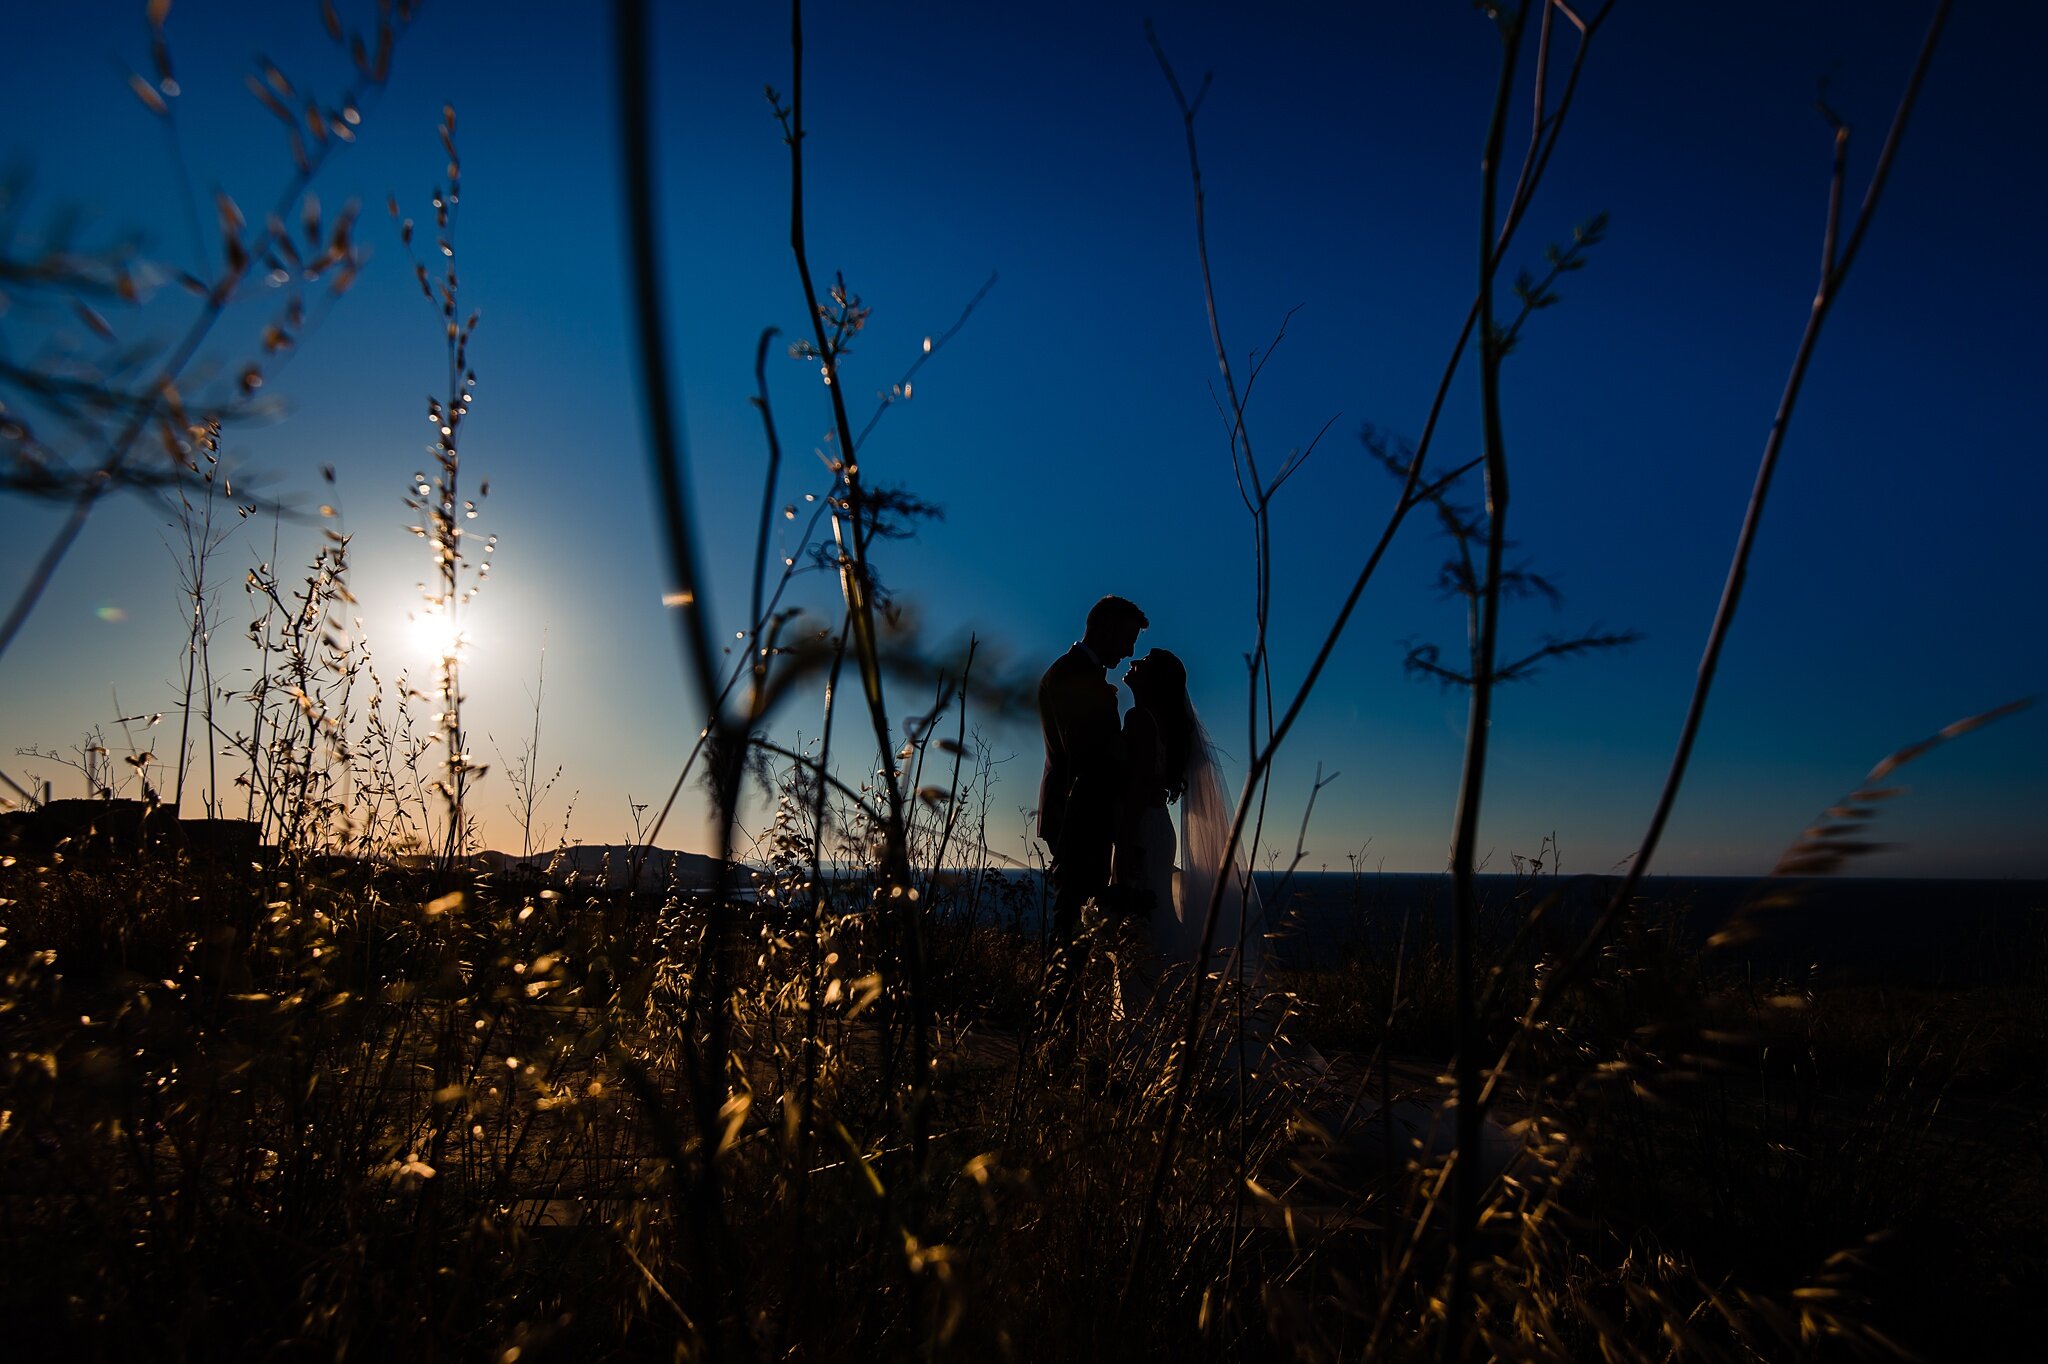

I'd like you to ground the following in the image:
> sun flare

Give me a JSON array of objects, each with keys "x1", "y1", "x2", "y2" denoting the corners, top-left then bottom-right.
[{"x1": 404, "y1": 604, "x2": 470, "y2": 667}]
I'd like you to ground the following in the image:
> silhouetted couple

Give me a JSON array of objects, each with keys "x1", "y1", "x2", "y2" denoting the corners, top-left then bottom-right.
[{"x1": 1036, "y1": 596, "x2": 1257, "y2": 1024}]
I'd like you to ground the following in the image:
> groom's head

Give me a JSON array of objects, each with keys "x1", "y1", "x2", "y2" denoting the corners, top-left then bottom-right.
[{"x1": 1083, "y1": 595, "x2": 1148, "y2": 666}]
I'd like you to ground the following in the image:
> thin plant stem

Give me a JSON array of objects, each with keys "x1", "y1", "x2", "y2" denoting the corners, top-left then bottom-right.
[
  {"x1": 920, "y1": 638, "x2": 979, "y2": 895},
  {"x1": 611, "y1": 2, "x2": 755, "y2": 1356},
  {"x1": 1441, "y1": 5, "x2": 1531, "y2": 1355},
  {"x1": 749, "y1": 327, "x2": 784, "y2": 647},
  {"x1": 781, "y1": 0, "x2": 929, "y2": 1170}
]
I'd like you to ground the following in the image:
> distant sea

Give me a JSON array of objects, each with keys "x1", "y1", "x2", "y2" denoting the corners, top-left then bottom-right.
[{"x1": 950, "y1": 871, "x2": 2048, "y2": 987}]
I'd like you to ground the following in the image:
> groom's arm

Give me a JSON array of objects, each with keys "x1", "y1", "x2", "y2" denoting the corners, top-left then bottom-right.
[
  {"x1": 1044, "y1": 671, "x2": 1123, "y2": 833},
  {"x1": 1065, "y1": 679, "x2": 1126, "y2": 802}
]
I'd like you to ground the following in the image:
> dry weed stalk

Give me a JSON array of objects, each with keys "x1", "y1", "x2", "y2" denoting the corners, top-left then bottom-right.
[
  {"x1": 165, "y1": 419, "x2": 248, "y2": 816},
  {"x1": 393, "y1": 102, "x2": 493, "y2": 872}
]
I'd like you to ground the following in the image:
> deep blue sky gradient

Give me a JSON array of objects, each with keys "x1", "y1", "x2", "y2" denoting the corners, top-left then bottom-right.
[{"x1": 2, "y1": 1, "x2": 2042, "y2": 875}]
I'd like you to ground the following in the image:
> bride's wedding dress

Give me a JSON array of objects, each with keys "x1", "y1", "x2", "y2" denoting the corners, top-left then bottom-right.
[
  {"x1": 1113, "y1": 705, "x2": 1263, "y2": 1007},
  {"x1": 1110, "y1": 700, "x2": 1334, "y2": 1086},
  {"x1": 1153, "y1": 710, "x2": 1261, "y2": 979}
]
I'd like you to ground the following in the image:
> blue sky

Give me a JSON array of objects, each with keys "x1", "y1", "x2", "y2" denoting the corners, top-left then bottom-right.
[{"x1": 1, "y1": 1, "x2": 2042, "y2": 876}]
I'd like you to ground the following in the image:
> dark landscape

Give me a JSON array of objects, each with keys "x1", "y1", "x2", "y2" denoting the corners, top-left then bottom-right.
[{"x1": 3, "y1": 2, "x2": 2044, "y2": 1360}]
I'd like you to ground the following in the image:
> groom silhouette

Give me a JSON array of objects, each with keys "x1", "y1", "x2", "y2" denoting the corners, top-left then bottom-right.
[{"x1": 1038, "y1": 595, "x2": 1148, "y2": 955}]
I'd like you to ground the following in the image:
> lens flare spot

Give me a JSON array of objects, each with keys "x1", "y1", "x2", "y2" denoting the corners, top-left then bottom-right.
[{"x1": 405, "y1": 605, "x2": 469, "y2": 664}]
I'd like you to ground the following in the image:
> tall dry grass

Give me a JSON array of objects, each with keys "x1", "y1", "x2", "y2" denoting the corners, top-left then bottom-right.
[{"x1": 3, "y1": 1, "x2": 2036, "y2": 1361}]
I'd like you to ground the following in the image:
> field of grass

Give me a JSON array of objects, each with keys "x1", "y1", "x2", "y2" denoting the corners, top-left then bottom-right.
[
  {"x1": 5, "y1": 1, "x2": 2034, "y2": 1358},
  {"x1": 2, "y1": 830, "x2": 2039, "y2": 1360}
]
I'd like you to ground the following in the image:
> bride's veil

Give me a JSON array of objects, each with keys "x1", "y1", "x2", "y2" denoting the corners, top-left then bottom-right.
[{"x1": 1177, "y1": 705, "x2": 1263, "y2": 978}]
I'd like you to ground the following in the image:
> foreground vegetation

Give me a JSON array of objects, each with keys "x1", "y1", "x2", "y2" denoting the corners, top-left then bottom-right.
[
  {"x1": 5, "y1": 0, "x2": 2036, "y2": 1359},
  {"x1": 1, "y1": 830, "x2": 2040, "y2": 1360}
]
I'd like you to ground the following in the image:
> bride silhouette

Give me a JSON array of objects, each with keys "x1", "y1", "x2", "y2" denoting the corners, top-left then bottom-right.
[{"x1": 1114, "y1": 649, "x2": 1261, "y2": 980}]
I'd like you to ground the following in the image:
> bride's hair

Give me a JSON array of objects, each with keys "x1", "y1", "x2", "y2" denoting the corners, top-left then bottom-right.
[{"x1": 1139, "y1": 649, "x2": 1195, "y2": 802}]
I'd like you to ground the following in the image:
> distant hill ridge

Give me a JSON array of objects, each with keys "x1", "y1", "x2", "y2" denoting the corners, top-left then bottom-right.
[{"x1": 477, "y1": 843, "x2": 735, "y2": 890}]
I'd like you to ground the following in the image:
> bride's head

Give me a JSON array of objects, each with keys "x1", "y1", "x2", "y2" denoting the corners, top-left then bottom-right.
[{"x1": 1127, "y1": 648, "x2": 1194, "y2": 800}]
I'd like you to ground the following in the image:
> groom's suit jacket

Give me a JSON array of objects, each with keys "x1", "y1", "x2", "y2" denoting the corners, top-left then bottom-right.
[{"x1": 1037, "y1": 644, "x2": 1126, "y2": 874}]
